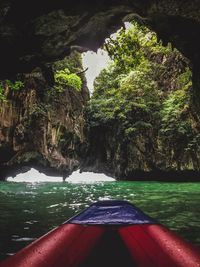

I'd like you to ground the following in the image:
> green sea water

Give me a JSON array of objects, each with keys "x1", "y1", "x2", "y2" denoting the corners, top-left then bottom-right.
[{"x1": 0, "y1": 180, "x2": 200, "y2": 261}]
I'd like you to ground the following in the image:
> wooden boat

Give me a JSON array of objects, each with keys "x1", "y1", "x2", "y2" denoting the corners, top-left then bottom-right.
[{"x1": 0, "y1": 200, "x2": 200, "y2": 267}]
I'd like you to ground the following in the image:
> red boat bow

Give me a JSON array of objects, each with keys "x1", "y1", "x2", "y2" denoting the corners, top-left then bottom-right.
[{"x1": 1, "y1": 200, "x2": 200, "y2": 267}]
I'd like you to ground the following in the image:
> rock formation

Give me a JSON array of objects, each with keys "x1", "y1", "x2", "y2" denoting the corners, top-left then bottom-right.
[{"x1": 0, "y1": 55, "x2": 89, "y2": 180}]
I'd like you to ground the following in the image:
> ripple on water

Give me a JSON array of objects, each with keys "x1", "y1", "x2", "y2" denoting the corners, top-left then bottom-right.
[
  {"x1": 69, "y1": 203, "x2": 85, "y2": 209},
  {"x1": 23, "y1": 210, "x2": 35, "y2": 214},
  {"x1": 47, "y1": 204, "x2": 60, "y2": 209},
  {"x1": 98, "y1": 196, "x2": 112, "y2": 201},
  {"x1": 24, "y1": 220, "x2": 38, "y2": 225}
]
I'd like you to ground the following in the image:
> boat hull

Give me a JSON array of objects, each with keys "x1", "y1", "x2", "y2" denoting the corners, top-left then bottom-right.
[{"x1": 1, "y1": 201, "x2": 200, "y2": 267}]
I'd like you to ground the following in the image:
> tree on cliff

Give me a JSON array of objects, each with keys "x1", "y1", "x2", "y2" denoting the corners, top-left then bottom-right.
[{"x1": 86, "y1": 22, "x2": 199, "y2": 173}]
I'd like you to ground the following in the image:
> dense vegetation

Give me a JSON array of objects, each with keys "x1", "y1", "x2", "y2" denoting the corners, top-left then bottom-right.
[
  {"x1": 86, "y1": 22, "x2": 200, "y2": 174},
  {"x1": 0, "y1": 52, "x2": 82, "y2": 103},
  {"x1": 52, "y1": 52, "x2": 83, "y2": 92},
  {"x1": 0, "y1": 79, "x2": 24, "y2": 101}
]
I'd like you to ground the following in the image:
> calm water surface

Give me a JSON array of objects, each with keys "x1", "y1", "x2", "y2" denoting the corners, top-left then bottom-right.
[{"x1": 0, "y1": 180, "x2": 200, "y2": 260}]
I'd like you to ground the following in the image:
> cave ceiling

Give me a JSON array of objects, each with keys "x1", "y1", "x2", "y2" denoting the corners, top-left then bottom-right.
[{"x1": 0, "y1": 0, "x2": 200, "y2": 78}]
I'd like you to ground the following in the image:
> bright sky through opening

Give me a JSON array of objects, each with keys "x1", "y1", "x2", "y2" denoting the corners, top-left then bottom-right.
[
  {"x1": 82, "y1": 49, "x2": 110, "y2": 93},
  {"x1": 82, "y1": 22, "x2": 131, "y2": 93}
]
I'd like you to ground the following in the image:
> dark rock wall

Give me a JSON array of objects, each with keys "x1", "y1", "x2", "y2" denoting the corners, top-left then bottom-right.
[
  {"x1": 0, "y1": 66, "x2": 89, "y2": 180},
  {"x1": 0, "y1": 1, "x2": 200, "y2": 77}
]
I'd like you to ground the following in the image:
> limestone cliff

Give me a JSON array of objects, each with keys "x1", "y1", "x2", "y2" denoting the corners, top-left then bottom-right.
[
  {"x1": 0, "y1": 55, "x2": 89, "y2": 180},
  {"x1": 83, "y1": 47, "x2": 200, "y2": 181}
]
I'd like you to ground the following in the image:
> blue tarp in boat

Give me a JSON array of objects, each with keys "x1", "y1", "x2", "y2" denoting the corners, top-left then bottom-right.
[{"x1": 67, "y1": 200, "x2": 155, "y2": 225}]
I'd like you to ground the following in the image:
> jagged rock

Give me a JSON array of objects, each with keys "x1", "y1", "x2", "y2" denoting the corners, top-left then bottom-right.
[{"x1": 0, "y1": 64, "x2": 89, "y2": 180}]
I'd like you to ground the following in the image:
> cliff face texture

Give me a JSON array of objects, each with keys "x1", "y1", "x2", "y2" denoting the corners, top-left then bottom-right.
[
  {"x1": 83, "y1": 49, "x2": 200, "y2": 181},
  {"x1": 0, "y1": 62, "x2": 89, "y2": 180}
]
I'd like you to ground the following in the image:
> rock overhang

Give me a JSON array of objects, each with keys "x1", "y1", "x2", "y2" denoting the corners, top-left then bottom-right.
[{"x1": 0, "y1": 0, "x2": 200, "y2": 78}]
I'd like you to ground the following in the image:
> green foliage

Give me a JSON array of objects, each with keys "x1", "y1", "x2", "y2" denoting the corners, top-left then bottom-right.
[
  {"x1": 104, "y1": 22, "x2": 172, "y2": 74},
  {"x1": 88, "y1": 22, "x2": 165, "y2": 135},
  {"x1": 4, "y1": 80, "x2": 24, "y2": 91},
  {"x1": 54, "y1": 68, "x2": 82, "y2": 92},
  {"x1": 87, "y1": 21, "x2": 196, "y2": 166},
  {"x1": 104, "y1": 27, "x2": 142, "y2": 72},
  {"x1": 0, "y1": 79, "x2": 24, "y2": 102},
  {"x1": 88, "y1": 63, "x2": 161, "y2": 138},
  {"x1": 0, "y1": 87, "x2": 6, "y2": 101},
  {"x1": 161, "y1": 88, "x2": 191, "y2": 137},
  {"x1": 53, "y1": 51, "x2": 83, "y2": 73},
  {"x1": 176, "y1": 67, "x2": 192, "y2": 90},
  {"x1": 160, "y1": 67, "x2": 193, "y2": 151},
  {"x1": 53, "y1": 52, "x2": 83, "y2": 92}
]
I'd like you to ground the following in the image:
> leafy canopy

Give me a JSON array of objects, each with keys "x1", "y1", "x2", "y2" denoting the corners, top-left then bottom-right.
[
  {"x1": 53, "y1": 52, "x2": 83, "y2": 92},
  {"x1": 54, "y1": 68, "x2": 82, "y2": 92},
  {"x1": 0, "y1": 79, "x2": 24, "y2": 102},
  {"x1": 87, "y1": 21, "x2": 196, "y2": 163}
]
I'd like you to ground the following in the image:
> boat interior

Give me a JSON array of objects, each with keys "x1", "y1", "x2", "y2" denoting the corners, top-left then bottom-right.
[{"x1": 80, "y1": 228, "x2": 135, "y2": 267}]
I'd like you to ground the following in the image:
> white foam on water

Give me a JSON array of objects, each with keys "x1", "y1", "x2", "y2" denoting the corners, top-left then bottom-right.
[
  {"x1": 7, "y1": 168, "x2": 115, "y2": 183},
  {"x1": 66, "y1": 170, "x2": 115, "y2": 183}
]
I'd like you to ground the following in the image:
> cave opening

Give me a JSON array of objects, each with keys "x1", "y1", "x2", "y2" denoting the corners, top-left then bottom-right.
[{"x1": 0, "y1": 17, "x2": 198, "y2": 181}]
